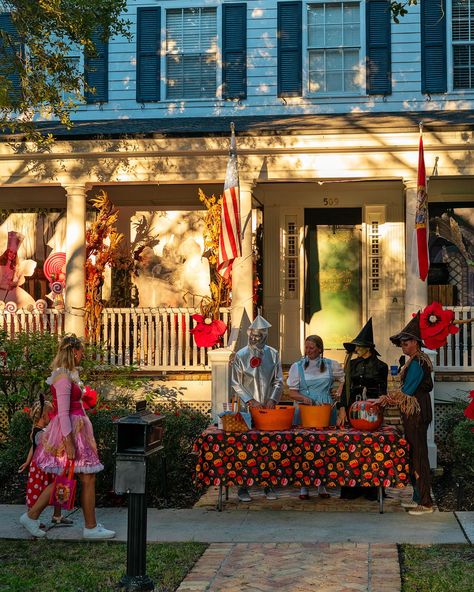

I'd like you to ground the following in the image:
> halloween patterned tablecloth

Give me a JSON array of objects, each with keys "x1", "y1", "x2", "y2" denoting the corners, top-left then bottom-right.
[{"x1": 194, "y1": 426, "x2": 409, "y2": 489}]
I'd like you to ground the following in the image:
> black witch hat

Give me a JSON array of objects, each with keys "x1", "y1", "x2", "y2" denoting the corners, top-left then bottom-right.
[
  {"x1": 343, "y1": 318, "x2": 380, "y2": 356},
  {"x1": 390, "y1": 312, "x2": 423, "y2": 347}
]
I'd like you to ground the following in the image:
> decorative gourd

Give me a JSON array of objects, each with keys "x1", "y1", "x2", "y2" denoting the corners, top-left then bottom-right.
[{"x1": 348, "y1": 399, "x2": 383, "y2": 432}]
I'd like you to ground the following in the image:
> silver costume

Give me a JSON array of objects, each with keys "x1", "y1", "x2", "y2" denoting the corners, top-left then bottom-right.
[{"x1": 231, "y1": 315, "x2": 283, "y2": 405}]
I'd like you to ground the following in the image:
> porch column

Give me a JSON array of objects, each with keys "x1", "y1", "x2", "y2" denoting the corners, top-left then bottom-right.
[
  {"x1": 404, "y1": 179, "x2": 428, "y2": 318},
  {"x1": 424, "y1": 349, "x2": 438, "y2": 468},
  {"x1": 208, "y1": 348, "x2": 233, "y2": 420},
  {"x1": 231, "y1": 181, "x2": 253, "y2": 349},
  {"x1": 63, "y1": 184, "x2": 87, "y2": 337}
]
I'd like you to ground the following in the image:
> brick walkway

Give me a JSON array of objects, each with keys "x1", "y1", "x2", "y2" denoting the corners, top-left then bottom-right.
[{"x1": 177, "y1": 542, "x2": 401, "y2": 592}]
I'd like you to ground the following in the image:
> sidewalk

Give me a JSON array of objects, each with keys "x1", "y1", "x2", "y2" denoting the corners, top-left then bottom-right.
[{"x1": 1, "y1": 494, "x2": 472, "y2": 592}]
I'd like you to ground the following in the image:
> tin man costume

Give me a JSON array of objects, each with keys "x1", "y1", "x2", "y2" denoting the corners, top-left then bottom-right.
[
  {"x1": 231, "y1": 315, "x2": 283, "y2": 408},
  {"x1": 231, "y1": 315, "x2": 283, "y2": 502}
]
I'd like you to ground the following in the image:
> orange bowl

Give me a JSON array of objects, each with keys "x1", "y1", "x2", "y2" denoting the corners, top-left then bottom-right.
[
  {"x1": 299, "y1": 404, "x2": 332, "y2": 428},
  {"x1": 250, "y1": 405, "x2": 295, "y2": 431}
]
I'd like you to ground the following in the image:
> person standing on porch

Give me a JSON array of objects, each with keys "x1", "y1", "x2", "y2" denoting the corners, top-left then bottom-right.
[
  {"x1": 287, "y1": 335, "x2": 344, "y2": 500},
  {"x1": 231, "y1": 315, "x2": 283, "y2": 502},
  {"x1": 337, "y1": 318, "x2": 388, "y2": 501},
  {"x1": 377, "y1": 313, "x2": 434, "y2": 515}
]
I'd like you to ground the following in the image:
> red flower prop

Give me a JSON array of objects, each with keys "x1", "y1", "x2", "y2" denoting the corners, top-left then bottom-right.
[
  {"x1": 464, "y1": 390, "x2": 474, "y2": 421},
  {"x1": 82, "y1": 385, "x2": 98, "y2": 411},
  {"x1": 189, "y1": 314, "x2": 227, "y2": 348},
  {"x1": 250, "y1": 356, "x2": 262, "y2": 368},
  {"x1": 418, "y1": 301, "x2": 459, "y2": 350}
]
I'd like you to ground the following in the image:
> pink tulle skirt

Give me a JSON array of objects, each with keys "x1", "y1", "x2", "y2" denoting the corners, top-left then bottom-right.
[{"x1": 33, "y1": 414, "x2": 104, "y2": 475}]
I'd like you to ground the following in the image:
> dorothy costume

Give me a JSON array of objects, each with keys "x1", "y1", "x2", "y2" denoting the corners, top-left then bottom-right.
[{"x1": 287, "y1": 356, "x2": 345, "y2": 425}]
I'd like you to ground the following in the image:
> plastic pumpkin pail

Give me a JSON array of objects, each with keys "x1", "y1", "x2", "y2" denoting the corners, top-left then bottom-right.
[
  {"x1": 250, "y1": 405, "x2": 295, "y2": 431},
  {"x1": 299, "y1": 404, "x2": 332, "y2": 428},
  {"x1": 348, "y1": 399, "x2": 384, "y2": 432}
]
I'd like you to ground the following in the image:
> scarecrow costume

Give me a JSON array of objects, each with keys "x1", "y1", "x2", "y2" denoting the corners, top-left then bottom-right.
[{"x1": 389, "y1": 313, "x2": 433, "y2": 511}]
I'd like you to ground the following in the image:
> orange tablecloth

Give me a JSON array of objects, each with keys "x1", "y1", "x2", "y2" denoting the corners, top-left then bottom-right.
[{"x1": 194, "y1": 426, "x2": 409, "y2": 489}]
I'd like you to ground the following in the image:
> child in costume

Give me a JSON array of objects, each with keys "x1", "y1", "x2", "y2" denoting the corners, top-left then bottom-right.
[{"x1": 18, "y1": 395, "x2": 73, "y2": 525}]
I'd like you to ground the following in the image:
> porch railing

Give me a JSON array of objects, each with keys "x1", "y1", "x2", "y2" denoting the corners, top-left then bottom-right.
[
  {"x1": 96, "y1": 307, "x2": 231, "y2": 371},
  {"x1": 434, "y1": 306, "x2": 474, "y2": 372},
  {"x1": 0, "y1": 307, "x2": 231, "y2": 371}
]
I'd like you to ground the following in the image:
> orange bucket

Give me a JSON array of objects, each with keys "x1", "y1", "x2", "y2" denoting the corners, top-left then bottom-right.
[
  {"x1": 299, "y1": 404, "x2": 332, "y2": 428},
  {"x1": 250, "y1": 405, "x2": 295, "y2": 431}
]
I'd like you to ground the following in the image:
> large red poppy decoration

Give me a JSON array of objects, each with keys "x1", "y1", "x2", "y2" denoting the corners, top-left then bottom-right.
[
  {"x1": 82, "y1": 385, "x2": 98, "y2": 410},
  {"x1": 464, "y1": 390, "x2": 474, "y2": 421},
  {"x1": 418, "y1": 301, "x2": 459, "y2": 350},
  {"x1": 190, "y1": 314, "x2": 227, "y2": 348}
]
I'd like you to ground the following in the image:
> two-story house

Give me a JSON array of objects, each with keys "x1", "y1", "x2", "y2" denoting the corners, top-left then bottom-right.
[{"x1": 0, "y1": 2, "x2": 473, "y2": 427}]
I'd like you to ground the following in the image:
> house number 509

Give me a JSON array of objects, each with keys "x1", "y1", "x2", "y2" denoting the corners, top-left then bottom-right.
[{"x1": 323, "y1": 197, "x2": 339, "y2": 206}]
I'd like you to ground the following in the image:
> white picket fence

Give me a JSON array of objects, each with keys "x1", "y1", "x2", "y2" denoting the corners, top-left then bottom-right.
[
  {"x1": 434, "y1": 306, "x2": 474, "y2": 372},
  {"x1": 0, "y1": 307, "x2": 231, "y2": 371}
]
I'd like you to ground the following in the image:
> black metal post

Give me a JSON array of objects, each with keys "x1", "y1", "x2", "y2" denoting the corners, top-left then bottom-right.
[{"x1": 118, "y1": 492, "x2": 154, "y2": 591}]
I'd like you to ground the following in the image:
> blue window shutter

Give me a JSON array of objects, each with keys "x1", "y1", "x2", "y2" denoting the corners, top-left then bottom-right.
[
  {"x1": 366, "y1": 0, "x2": 392, "y2": 95},
  {"x1": 278, "y1": 1, "x2": 302, "y2": 97},
  {"x1": 421, "y1": 0, "x2": 446, "y2": 94},
  {"x1": 222, "y1": 3, "x2": 246, "y2": 100},
  {"x1": 137, "y1": 7, "x2": 161, "y2": 103},
  {"x1": 85, "y1": 28, "x2": 108, "y2": 103},
  {"x1": 0, "y1": 13, "x2": 23, "y2": 102}
]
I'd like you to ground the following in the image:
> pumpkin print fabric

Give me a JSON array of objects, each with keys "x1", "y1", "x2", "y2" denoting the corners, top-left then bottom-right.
[{"x1": 194, "y1": 427, "x2": 409, "y2": 489}]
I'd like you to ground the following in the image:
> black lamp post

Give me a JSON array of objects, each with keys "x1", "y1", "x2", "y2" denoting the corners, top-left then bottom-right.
[{"x1": 114, "y1": 401, "x2": 164, "y2": 592}]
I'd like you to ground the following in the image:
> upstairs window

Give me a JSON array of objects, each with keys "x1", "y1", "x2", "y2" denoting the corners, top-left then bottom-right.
[
  {"x1": 307, "y1": 1, "x2": 362, "y2": 94},
  {"x1": 452, "y1": 0, "x2": 474, "y2": 89},
  {"x1": 166, "y1": 7, "x2": 217, "y2": 99}
]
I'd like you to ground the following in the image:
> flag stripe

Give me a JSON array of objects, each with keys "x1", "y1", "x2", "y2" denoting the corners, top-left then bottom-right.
[{"x1": 218, "y1": 127, "x2": 242, "y2": 279}]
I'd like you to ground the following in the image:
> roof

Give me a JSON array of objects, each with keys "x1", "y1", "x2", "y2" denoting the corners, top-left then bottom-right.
[{"x1": 3, "y1": 110, "x2": 474, "y2": 141}]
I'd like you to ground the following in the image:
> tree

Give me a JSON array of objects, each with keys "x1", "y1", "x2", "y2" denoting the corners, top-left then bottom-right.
[
  {"x1": 390, "y1": 1, "x2": 419, "y2": 24},
  {"x1": 0, "y1": 0, "x2": 129, "y2": 145}
]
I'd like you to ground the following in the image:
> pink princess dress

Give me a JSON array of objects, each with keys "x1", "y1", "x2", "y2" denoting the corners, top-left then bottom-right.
[{"x1": 33, "y1": 369, "x2": 104, "y2": 475}]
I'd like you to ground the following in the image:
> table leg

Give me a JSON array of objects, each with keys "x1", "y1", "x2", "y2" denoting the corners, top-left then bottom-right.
[
  {"x1": 225, "y1": 485, "x2": 229, "y2": 501},
  {"x1": 378, "y1": 485, "x2": 384, "y2": 514},
  {"x1": 217, "y1": 484, "x2": 223, "y2": 512}
]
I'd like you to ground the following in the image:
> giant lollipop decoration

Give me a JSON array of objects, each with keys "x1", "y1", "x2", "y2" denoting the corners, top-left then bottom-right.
[{"x1": 43, "y1": 252, "x2": 66, "y2": 310}]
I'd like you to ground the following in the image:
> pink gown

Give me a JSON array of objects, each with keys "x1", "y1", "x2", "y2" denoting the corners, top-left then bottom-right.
[{"x1": 33, "y1": 370, "x2": 103, "y2": 474}]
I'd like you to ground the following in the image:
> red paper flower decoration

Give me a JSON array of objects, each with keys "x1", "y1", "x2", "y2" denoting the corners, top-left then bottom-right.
[
  {"x1": 189, "y1": 314, "x2": 227, "y2": 348},
  {"x1": 464, "y1": 390, "x2": 474, "y2": 421},
  {"x1": 82, "y1": 385, "x2": 98, "y2": 411},
  {"x1": 250, "y1": 356, "x2": 262, "y2": 368},
  {"x1": 418, "y1": 301, "x2": 459, "y2": 350}
]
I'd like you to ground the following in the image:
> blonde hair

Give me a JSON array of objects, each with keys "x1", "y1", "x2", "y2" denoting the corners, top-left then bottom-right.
[{"x1": 51, "y1": 334, "x2": 83, "y2": 371}]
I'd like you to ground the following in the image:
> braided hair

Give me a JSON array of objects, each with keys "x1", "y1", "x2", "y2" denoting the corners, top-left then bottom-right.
[
  {"x1": 51, "y1": 334, "x2": 83, "y2": 371},
  {"x1": 304, "y1": 335, "x2": 325, "y2": 373}
]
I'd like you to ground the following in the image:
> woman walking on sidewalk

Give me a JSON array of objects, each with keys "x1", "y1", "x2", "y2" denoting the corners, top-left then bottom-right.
[{"x1": 19, "y1": 334, "x2": 115, "y2": 539}]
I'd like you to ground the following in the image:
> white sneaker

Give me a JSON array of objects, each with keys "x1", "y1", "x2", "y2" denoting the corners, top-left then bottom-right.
[
  {"x1": 401, "y1": 500, "x2": 419, "y2": 509},
  {"x1": 264, "y1": 486, "x2": 277, "y2": 500},
  {"x1": 20, "y1": 512, "x2": 46, "y2": 538},
  {"x1": 408, "y1": 505, "x2": 434, "y2": 516},
  {"x1": 83, "y1": 523, "x2": 116, "y2": 539},
  {"x1": 237, "y1": 487, "x2": 252, "y2": 502}
]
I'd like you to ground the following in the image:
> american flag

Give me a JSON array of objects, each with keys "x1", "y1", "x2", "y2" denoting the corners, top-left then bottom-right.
[
  {"x1": 218, "y1": 123, "x2": 242, "y2": 279},
  {"x1": 415, "y1": 128, "x2": 429, "y2": 281}
]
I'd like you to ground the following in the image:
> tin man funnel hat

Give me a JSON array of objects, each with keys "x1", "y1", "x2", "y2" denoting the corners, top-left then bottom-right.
[
  {"x1": 343, "y1": 317, "x2": 380, "y2": 355},
  {"x1": 390, "y1": 312, "x2": 423, "y2": 346},
  {"x1": 249, "y1": 315, "x2": 272, "y2": 331}
]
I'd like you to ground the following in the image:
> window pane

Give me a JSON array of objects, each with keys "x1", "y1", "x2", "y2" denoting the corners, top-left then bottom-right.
[
  {"x1": 327, "y1": 71, "x2": 342, "y2": 91},
  {"x1": 326, "y1": 25, "x2": 342, "y2": 46},
  {"x1": 344, "y1": 71, "x2": 358, "y2": 91},
  {"x1": 326, "y1": 4, "x2": 342, "y2": 25},
  {"x1": 308, "y1": 25, "x2": 325, "y2": 47},
  {"x1": 326, "y1": 49, "x2": 342, "y2": 71}
]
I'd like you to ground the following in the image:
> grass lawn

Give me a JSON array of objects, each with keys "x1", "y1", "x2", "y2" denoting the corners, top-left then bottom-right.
[
  {"x1": 0, "y1": 539, "x2": 207, "y2": 592},
  {"x1": 400, "y1": 544, "x2": 474, "y2": 592}
]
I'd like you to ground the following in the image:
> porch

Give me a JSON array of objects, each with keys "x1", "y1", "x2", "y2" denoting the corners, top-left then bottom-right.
[{"x1": 0, "y1": 305, "x2": 472, "y2": 374}]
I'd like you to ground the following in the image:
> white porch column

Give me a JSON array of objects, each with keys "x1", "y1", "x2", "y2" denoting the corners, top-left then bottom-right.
[
  {"x1": 404, "y1": 180, "x2": 428, "y2": 318},
  {"x1": 208, "y1": 348, "x2": 233, "y2": 421},
  {"x1": 423, "y1": 348, "x2": 438, "y2": 468},
  {"x1": 63, "y1": 184, "x2": 87, "y2": 337},
  {"x1": 230, "y1": 181, "x2": 253, "y2": 349}
]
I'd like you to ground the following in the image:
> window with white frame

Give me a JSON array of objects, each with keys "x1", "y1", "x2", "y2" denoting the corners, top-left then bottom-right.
[
  {"x1": 166, "y1": 7, "x2": 217, "y2": 99},
  {"x1": 452, "y1": 0, "x2": 474, "y2": 89},
  {"x1": 307, "y1": 1, "x2": 361, "y2": 94}
]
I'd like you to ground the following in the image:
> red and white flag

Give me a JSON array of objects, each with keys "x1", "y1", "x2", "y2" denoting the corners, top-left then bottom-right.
[
  {"x1": 415, "y1": 129, "x2": 429, "y2": 281},
  {"x1": 218, "y1": 123, "x2": 242, "y2": 279}
]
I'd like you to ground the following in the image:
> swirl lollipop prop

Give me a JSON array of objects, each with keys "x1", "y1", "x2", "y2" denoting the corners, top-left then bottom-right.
[{"x1": 43, "y1": 252, "x2": 66, "y2": 284}]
